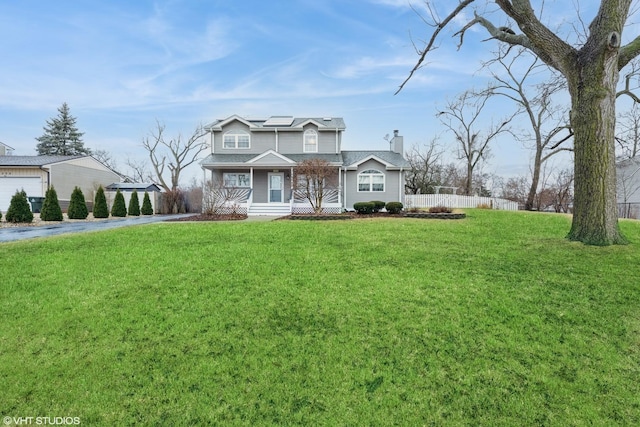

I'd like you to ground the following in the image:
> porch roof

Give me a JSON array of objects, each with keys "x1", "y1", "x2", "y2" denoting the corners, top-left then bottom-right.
[{"x1": 200, "y1": 153, "x2": 344, "y2": 168}]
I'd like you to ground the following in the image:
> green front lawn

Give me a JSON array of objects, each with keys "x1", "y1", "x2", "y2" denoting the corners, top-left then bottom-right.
[{"x1": 1, "y1": 210, "x2": 639, "y2": 425}]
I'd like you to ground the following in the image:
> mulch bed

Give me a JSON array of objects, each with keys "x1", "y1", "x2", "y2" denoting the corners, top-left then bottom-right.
[{"x1": 166, "y1": 213, "x2": 248, "y2": 222}]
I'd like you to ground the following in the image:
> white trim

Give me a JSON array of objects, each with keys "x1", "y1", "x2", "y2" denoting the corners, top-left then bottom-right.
[
  {"x1": 208, "y1": 115, "x2": 255, "y2": 130},
  {"x1": 346, "y1": 154, "x2": 395, "y2": 169},
  {"x1": 268, "y1": 172, "x2": 284, "y2": 203},
  {"x1": 247, "y1": 150, "x2": 296, "y2": 164},
  {"x1": 357, "y1": 169, "x2": 385, "y2": 192},
  {"x1": 303, "y1": 129, "x2": 318, "y2": 153},
  {"x1": 223, "y1": 130, "x2": 251, "y2": 149}
]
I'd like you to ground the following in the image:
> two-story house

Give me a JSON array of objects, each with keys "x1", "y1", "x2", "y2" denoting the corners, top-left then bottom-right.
[{"x1": 200, "y1": 115, "x2": 408, "y2": 215}]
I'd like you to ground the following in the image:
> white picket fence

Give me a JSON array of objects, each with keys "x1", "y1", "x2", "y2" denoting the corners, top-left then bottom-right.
[{"x1": 405, "y1": 194, "x2": 519, "y2": 211}]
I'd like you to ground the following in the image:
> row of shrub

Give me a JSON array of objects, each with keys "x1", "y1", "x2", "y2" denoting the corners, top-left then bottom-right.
[
  {"x1": 2, "y1": 187, "x2": 154, "y2": 224},
  {"x1": 353, "y1": 201, "x2": 404, "y2": 214}
]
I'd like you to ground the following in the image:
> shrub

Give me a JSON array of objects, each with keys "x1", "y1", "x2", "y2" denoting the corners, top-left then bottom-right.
[
  {"x1": 385, "y1": 201, "x2": 403, "y2": 214},
  {"x1": 111, "y1": 189, "x2": 127, "y2": 217},
  {"x1": 141, "y1": 191, "x2": 154, "y2": 215},
  {"x1": 428, "y1": 205, "x2": 453, "y2": 214},
  {"x1": 371, "y1": 200, "x2": 386, "y2": 213},
  {"x1": 93, "y1": 186, "x2": 109, "y2": 218},
  {"x1": 6, "y1": 190, "x2": 34, "y2": 223},
  {"x1": 353, "y1": 201, "x2": 375, "y2": 214},
  {"x1": 477, "y1": 202, "x2": 492, "y2": 209},
  {"x1": 68, "y1": 187, "x2": 89, "y2": 219},
  {"x1": 128, "y1": 190, "x2": 140, "y2": 216},
  {"x1": 40, "y1": 186, "x2": 63, "y2": 221}
]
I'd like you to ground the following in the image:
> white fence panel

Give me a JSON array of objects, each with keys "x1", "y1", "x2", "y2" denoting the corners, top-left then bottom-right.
[{"x1": 405, "y1": 194, "x2": 519, "y2": 211}]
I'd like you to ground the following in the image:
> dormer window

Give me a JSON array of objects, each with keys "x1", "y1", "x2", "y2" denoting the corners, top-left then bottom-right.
[
  {"x1": 223, "y1": 130, "x2": 250, "y2": 149},
  {"x1": 304, "y1": 129, "x2": 318, "y2": 153}
]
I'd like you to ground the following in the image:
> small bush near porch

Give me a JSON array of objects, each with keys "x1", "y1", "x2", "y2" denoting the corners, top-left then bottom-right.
[{"x1": 1, "y1": 210, "x2": 639, "y2": 425}]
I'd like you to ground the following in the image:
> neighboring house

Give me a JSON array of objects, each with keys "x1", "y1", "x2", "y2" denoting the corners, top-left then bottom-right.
[
  {"x1": 617, "y1": 156, "x2": 640, "y2": 218},
  {"x1": 105, "y1": 183, "x2": 162, "y2": 213},
  {"x1": 200, "y1": 115, "x2": 409, "y2": 215},
  {"x1": 0, "y1": 155, "x2": 121, "y2": 212},
  {"x1": 0, "y1": 142, "x2": 14, "y2": 156}
]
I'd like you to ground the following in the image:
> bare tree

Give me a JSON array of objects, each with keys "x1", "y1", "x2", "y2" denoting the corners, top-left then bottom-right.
[
  {"x1": 616, "y1": 102, "x2": 640, "y2": 159},
  {"x1": 142, "y1": 121, "x2": 208, "y2": 213},
  {"x1": 405, "y1": 139, "x2": 443, "y2": 194},
  {"x1": 123, "y1": 158, "x2": 154, "y2": 183},
  {"x1": 142, "y1": 120, "x2": 208, "y2": 192},
  {"x1": 437, "y1": 90, "x2": 513, "y2": 195},
  {"x1": 483, "y1": 47, "x2": 574, "y2": 210},
  {"x1": 92, "y1": 149, "x2": 119, "y2": 172},
  {"x1": 293, "y1": 158, "x2": 338, "y2": 214},
  {"x1": 398, "y1": 1, "x2": 640, "y2": 245}
]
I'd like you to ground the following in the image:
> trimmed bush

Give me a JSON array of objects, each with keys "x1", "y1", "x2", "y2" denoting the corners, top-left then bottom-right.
[
  {"x1": 68, "y1": 187, "x2": 89, "y2": 219},
  {"x1": 40, "y1": 186, "x2": 63, "y2": 221},
  {"x1": 371, "y1": 200, "x2": 386, "y2": 213},
  {"x1": 428, "y1": 205, "x2": 453, "y2": 214},
  {"x1": 111, "y1": 189, "x2": 127, "y2": 217},
  {"x1": 353, "y1": 201, "x2": 375, "y2": 214},
  {"x1": 93, "y1": 186, "x2": 109, "y2": 218},
  {"x1": 6, "y1": 190, "x2": 34, "y2": 223},
  {"x1": 385, "y1": 201, "x2": 403, "y2": 214},
  {"x1": 141, "y1": 191, "x2": 154, "y2": 215},
  {"x1": 128, "y1": 190, "x2": 140, "y2": 216}
]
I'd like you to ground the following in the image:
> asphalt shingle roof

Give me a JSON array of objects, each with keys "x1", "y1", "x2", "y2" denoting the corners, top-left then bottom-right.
[{"x1": 0, "y1": 155, "x2": 84, "y2": 166}]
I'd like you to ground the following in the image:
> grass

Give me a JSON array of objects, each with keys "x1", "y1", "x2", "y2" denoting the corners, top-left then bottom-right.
[{"x1": 1, "y1": 210, "x2": 639, "y2": 425}]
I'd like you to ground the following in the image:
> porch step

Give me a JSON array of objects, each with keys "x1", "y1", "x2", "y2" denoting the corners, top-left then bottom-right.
[{"x1": 248, "y1": 203, "x2": 291, "y2": 216}]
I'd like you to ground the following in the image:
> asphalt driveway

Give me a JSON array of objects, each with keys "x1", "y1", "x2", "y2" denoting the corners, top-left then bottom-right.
[{"x1": 0, "y1": 214, "x2": 192, "y2": 243}]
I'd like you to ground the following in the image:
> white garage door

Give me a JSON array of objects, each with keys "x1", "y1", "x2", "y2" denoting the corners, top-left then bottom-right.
[{"x1": 0, "y1": 177, "x2": 43, "y2": 212}]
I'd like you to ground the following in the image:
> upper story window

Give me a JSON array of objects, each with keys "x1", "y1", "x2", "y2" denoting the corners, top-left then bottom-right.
[
  {"x1": 223, "y1": 130, "x2": 250, "y2": 149},
  {"x1": 304, "y1": 129, "x2": 318, "y2": 153},
  {"x1": 358, "y1": 169, "x2": 385, "y2": 192}
]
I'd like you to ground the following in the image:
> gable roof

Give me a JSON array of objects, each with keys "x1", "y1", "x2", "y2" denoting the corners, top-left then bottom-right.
[
  {"x1": 0, "y1": 155, "x2": 84, "y2": 166},
  {"x1": 341, "y1": 151, "x2": 409, "y2": 170}
]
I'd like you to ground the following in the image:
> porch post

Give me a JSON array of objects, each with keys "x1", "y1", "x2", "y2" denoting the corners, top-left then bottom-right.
[{"x1": 338, "y1": 166, "x2": 342, "y2": 207}]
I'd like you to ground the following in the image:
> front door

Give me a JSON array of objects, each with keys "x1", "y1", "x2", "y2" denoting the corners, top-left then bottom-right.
[{"x1": 268, "y1": 172, "x2": 284, "y2": 203}]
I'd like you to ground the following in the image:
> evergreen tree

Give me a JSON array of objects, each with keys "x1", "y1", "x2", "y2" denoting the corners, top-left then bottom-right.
[
  {"x1": 36, "y1": 102, "x2": 90, "y2": 155},
  {"x1": 40, "y1": 186, "x2": 63, "y2": 221},
  {"x1": 68, "y1": 186, "x2": 89, "y2": 219},
  {"x1": 128, "y1": 190, "x2": 140, "y2": 216},
  {"x1": 111, "y1": 189, "x2": 127, "y2": 217},
  {"x1": 141, "y1": 191, "x2": 154, "y2": 215},
  {"x1": 6, "y1": 190, "x2": 34, "y2": 223},
  {"x1": 93, "y1": 186, "x2": 109, "y2": 218}
]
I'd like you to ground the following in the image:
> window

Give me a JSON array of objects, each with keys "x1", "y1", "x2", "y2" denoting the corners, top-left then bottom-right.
[
  {"x1": 223, "y1": 131, "x2": 250, "y2": 149},
  {"x1": 304, "y1": 129, "x2": 318, "y2": 153},
  {"x1": 358, "y1": 169, "x2": 384, "y2": 192},
  {"x1": 223, "y1": 173, "x2": 250, "y2": 187}
]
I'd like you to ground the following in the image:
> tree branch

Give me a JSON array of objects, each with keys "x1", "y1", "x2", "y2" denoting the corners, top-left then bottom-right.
[{"x1": 395, "y1": 0, "x2": 476, "y2": 95}]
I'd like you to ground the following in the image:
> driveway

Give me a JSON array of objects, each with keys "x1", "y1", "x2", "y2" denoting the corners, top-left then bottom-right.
[{"x1": 0, "y1": 214, "x2": 192, "y2": 243}]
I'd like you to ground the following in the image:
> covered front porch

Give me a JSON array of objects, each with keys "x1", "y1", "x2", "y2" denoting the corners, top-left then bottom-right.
[{"x1": 202, "y1": 166, "x2": 342, "y2": 216}]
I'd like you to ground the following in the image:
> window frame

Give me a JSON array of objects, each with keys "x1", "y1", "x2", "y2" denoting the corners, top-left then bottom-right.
[
  {"x1": 223, "y1": 130, "x2": 250, "y2": 149},
  {"x1": 357, "y1": 169, "x2": 385, "y2": 192},
  {"x1": 223, "y1": 173, "x2": 251, "y2": 188},
  {"x1": 303, "y1": 129, "x2": 318, "y2": 153}
]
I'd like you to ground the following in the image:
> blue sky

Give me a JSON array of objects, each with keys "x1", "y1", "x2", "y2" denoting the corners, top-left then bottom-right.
[{"x1": 0, "y1": 0, "x2": 610, "y2": 186}]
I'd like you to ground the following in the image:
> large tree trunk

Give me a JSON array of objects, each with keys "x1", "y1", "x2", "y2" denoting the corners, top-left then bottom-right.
[
  {"x1": 525, "y1": 149, "x2": 542, "y2": 211},
  {"x1": 566, "y1": 53, "x2": 626, "y2": 245}
]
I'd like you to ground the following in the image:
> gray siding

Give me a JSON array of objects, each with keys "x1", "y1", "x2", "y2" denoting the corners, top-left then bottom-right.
[
  {"x1": 344, "y1": 159, "x2": 405, "y2": 210},
  {"x1": 212, "y1": 122, "x2": 276, "y2": 154},
  {"x1": 50, "y1": 163, "x2": 120, "y2": 202}
]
